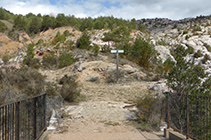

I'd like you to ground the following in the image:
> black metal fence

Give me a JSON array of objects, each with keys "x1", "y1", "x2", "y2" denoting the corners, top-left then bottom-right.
[
  {"x1": 0, "y1": 93, "x2": 46, "y2": 140},
  {"x1": 166, "y1": 93, "x2": 211, "y2": 140}
]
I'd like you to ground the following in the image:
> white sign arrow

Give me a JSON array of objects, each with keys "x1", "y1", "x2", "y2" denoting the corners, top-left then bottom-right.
[{"x1": 111, "y1": 50, "x2": 124, "y2": 53}]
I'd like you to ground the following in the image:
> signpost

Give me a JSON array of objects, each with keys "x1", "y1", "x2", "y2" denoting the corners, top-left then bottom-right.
[{"x1": 111, "y1": 49, "x2": 124, "y2": 82}]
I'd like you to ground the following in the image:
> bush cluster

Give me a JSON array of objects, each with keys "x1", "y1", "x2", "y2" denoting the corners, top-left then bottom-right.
[
  {"x1": 204, "y1": 43, "x2": 211, "y2": 52},
  {"x1": 59, "y1": 75, "x2": 80, "y2": 102},
  {"x1": 42, "y1": 52, "x2": 76, "y2": 69},
  {"x1": 194, "y1": 50, "x2": 203, "y2": 58},
  {"x1": 136, "y1": 93, "x2": 164, "y2": 131},
  {"x1": 23, "y1": 43, "x2": 41, "y2": 69},
  {"x1": 52, "y1": 31, "x2": 66, "y2": 45},
  {"x1": 202, "y1": 54, "x2": 211, "y2": 63},
  {"x1": 2, "y1": 55, "x2": 10, "y2": 65},
  {"x1": 0, "y1": 21, "x2": 7, "y2": 32},
  {"x1": 0, "y1": 66, "x2": 81, "y2": 105},
  {"x1": 76, "y1": 31, "x2": 91, "y2": 50},
  {"x1": 0, "y1": 67, "x2": 45, "y2": 101}
]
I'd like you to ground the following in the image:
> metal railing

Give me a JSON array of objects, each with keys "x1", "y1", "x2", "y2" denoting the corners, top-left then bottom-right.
[
  {"x1": 166, "y1": 92, "x2": 211, "y2": 140},
  {"x1": 0, "y1": 93, "x2": 46, "y2": 140}
]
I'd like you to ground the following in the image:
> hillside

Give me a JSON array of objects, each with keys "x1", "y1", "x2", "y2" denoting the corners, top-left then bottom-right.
[{"x1": 0, "y1": 9, "x2": 211, "y2": 139}]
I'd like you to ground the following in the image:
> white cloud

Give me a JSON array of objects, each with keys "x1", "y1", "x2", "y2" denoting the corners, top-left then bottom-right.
[{"x1": 1, "y1": 0, "x2": 211, "y2": 20}]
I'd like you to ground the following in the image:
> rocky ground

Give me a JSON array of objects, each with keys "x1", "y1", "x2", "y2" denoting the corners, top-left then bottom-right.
[{"x1": 47, "y1": 79, "x2": 167, "y2": 140}]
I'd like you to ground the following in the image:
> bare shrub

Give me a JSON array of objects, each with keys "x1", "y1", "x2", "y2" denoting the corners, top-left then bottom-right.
[
  {"x1": 135, "y1": 92, "x2": 165, "y2": 131},
  {"x1": 59, "y1": 75, "x2": 80, "y2": 102}
]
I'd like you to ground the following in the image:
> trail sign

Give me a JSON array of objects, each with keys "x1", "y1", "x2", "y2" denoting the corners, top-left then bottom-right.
[
  {"x1": 111, "y1": 50, "x2": 124, "y2": 53},
  {"x1": 110, "y1": 49, "x2": 124, "y2": 82}
]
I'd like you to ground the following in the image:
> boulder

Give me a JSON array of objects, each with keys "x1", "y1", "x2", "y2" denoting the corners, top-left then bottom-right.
[
  {"x1": 148, "y1": 80, "x2": 170, "y2": 93},
  {"x1": 121, "y1": 65, "x2": 138, "y2": 74},
  {"x1": 155, "y1": 45, "x2": 174, "y2": 62},
  {"x1": 131, "y1": 72, "x2": 146, "y2": 80}
]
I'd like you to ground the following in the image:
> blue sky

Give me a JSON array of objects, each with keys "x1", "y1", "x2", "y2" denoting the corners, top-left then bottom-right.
[{"x1": 1, "y1": 0, "x2": 211, "y2": 20}]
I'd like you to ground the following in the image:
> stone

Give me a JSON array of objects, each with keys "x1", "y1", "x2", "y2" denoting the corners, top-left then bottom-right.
[
  {"x1": 148, "y1": 80, "x2": 170, "y2": 93},
  {"x1": 132, "y1": 72, "x2": 146, "y2": 80},
  {"x1": 121, "y1": 65, "x2": 138, "y2": 74}
]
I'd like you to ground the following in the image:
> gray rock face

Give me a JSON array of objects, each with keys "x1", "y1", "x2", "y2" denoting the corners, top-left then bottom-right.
[
  {"x1": 148, "y1": 80, "x2": 170, "y2": 93},
  {"x1": 155, "y1": 45, "x2": 174, "y2": 62}
]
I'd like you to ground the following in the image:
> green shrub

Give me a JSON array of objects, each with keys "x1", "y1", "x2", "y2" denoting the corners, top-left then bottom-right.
[
  {"x1": 76, "y1": 31, "x2": 91, "y2": 50},
  {"x1": 92, "y1": 44, "x2": 100, "y2": 56},
  {"x1": 204, "y1": 43, "x2": 211, "y2": 52},
  {"x1": 36, "y1": 39, "x2": 44, "y2": 45},
  {"x1": 170, "y1": 49, "x2": 175, "y2": 57},
  {"x1": 63, "y1": 30, "x2": 71, "y2": 37},
  {"x1": 59, "y1": 75, "x2": 80, "y2": 102},
  {"x1": 23, "y1": 57, "x2": 40, "y2": 69},
  {"x1": 42, "y1": 54, "x2": 57, "y2": 69},
  {"x1": 65, "y1": 40, "x2": 75, "y2": 50},
  {"x1": 163, "y1": 57, "x2": 175, "y2": 74},
  {"x1": 194, "y1": 50, "x2": 203, "y2": 58},
  {"x1": 202, "y1": 54, "x2": 211, "y2": 64},
  {"x1": 23, "y1": 43, "x2": 40, "y2": 69},
  {"x1": 58, "y1": 52, "x2": 76, "y2": 68},
  {"x1": 186, "y1": 46, "x2": 194, "y2": 54},
  {"x1": 2, "y1": 54, "x2": 10, "y2": 65},
  {"x1": 101, "y1": 45, "x2": 111, "y2": 53},
  {"x1": 130, "y1": 37, "x2": 157, "y2": 70},
  {"x1": 185, "y1": 35, "x2": 190, "y2": 40},
  {"x1": 193, "y1": 26, "x2": 202, "y2": 31},
  {"x1": 183, "y1": 30, "x2": 188, "y2": 35},
  {"x1": 0, "y1": 21, "x2": 7, "y2": 32},
  {"x1": 156, "y1": 40, "x2": 167, "y2": 46},
  {"x1": 139, "y1": 24, "x2": 147, "y2": 31},
  {"x1": 52, "y1": 31, "x2": 66, "y2": 45}
]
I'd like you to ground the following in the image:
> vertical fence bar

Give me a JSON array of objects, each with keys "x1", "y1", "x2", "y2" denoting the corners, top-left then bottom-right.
[
  {"x1": 208, "y1": 96, "x2": 210, "y2": 140},
  {"x1": 44, "y1": 94, "x2": 46, "y2": 130},
  {"x1": 186, "y1": 94, "x2": 189, "y2": 140},
  {"x1": 0, "y1": 107, "x2": 1, "y2": 140},
  {"x1": 12, "y1": 103, "x2": 14, "y2": 140},
  {"x1": 4, "y1": 106, "x2": 6, "y2": 140},
  {"x1": 0, "y1": 94, "x2": 46, "y2": 140},
  {"x1": 15, "y1": 102, "x2": 19, "y2": 140},
  {"x1": 167, "y1": 92, "x2": 170, "y2": 129},
  {"x1": 2, "y1": 106, "x2": 4, "y2": 140},
  {"x1": 34, "y1": 98, "x2": 37, "y2": 140}
]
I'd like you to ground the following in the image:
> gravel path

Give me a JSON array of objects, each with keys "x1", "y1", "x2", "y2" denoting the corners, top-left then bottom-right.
[
  {"x1": 47, "y1": 81, "x2": 167, "y2": 140},
  {"x1": 64, "y1": 101, "x2": 138, "y2": 121}
]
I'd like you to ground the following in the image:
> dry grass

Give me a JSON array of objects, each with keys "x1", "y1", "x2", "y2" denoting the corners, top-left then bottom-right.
[{"x1": 80, "y1": 81, "x2": 155, "y2": 103}]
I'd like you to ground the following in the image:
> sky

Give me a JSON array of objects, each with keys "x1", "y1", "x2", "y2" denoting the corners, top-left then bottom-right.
[{"x1": 1, "y1": 0, "x2": 211, "y2": 20}]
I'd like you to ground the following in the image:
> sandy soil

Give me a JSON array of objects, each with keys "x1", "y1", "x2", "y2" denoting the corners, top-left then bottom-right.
[{"x1": 47, "y1": 80, "x2": 166, "y2": 140}]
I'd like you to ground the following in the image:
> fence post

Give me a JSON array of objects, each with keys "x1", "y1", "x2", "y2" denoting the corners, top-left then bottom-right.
[
  {"x1": 15, "y1": 102, "x2": 20, "y2": 140},
  {"x1": 167, "y1": 92, "x2": 170, "y2": 129},
  {"x1": 34, "y1": 98, "x2": 37, "y2": 140},
  {"x1": 44, "y1": 94, "x2": 46, "y2": 129},
  {"x1": 186, "y1": 94, "x2": 189, "y2": 140}
]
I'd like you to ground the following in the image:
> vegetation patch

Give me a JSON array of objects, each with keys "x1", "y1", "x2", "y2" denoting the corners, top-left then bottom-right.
[{"x1": 59, "y1": 75, "x2": 81, "y2": 102}]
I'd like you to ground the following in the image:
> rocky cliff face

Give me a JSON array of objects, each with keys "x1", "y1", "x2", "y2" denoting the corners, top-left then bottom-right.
[{"x1": 137, "y1": 16, "x2": 211, "y2": 75}]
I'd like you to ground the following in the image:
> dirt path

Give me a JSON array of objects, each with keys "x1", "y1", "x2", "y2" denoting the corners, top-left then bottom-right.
[{"x1": 47, "y1": 81, "x2": 167, "y2": 140}]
